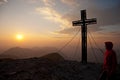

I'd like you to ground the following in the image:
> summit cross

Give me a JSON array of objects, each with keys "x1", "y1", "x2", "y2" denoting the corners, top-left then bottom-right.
[{"x1": 72, "y1": 10, "x2": 97, "y2": 64}]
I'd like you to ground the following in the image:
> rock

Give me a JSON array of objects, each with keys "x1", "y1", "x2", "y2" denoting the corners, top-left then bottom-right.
[{"x1": 0, "y1": 58, "x2": 119, "y2": 80}]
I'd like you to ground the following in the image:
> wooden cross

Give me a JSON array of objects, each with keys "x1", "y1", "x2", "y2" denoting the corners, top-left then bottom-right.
[{"x1": 72, "y1": 10, "x2": 97, "y2": 64}]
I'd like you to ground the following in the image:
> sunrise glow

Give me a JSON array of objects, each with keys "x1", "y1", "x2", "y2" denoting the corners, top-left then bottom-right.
[
  {"x1": 0, "y1": 0, "x2": 120, "y2": 60},
  {"x1": 16, "y1": 34, "x2": 24, "y2": 41}
]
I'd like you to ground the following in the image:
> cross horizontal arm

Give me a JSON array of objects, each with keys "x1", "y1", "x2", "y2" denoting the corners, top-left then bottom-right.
[
  {"x1": 72, "y1": 18, "x2": 97, "y2": 26},
  {"x1": 72, "y1": 20, "x2": 83, "y2": 26},
  {"x1": 85, "y1": 18, "x2": 97, "y2": 25}
]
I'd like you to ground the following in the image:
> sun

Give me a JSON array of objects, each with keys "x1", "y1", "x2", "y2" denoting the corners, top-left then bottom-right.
[{"x1": 16, "y1": 34, "x2": 24, "y2": 41}]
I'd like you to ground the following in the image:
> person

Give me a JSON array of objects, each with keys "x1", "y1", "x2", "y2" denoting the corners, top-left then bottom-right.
[{"x1": 98, "y1": 42, "x2": 117, "y2": 80}]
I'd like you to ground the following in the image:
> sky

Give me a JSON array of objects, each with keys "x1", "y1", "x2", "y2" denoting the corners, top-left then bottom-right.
[{"x1": 0, "y1": 0, "x2": 120, "y2": 55}]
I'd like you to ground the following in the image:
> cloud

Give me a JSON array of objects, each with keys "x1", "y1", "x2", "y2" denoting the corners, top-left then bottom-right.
[
  {"x1": 99, "y1": 31, "x2": 120, "y2": 38},
  {"x1": 0, "y1": 0, "x2": 7, "y2": 2},
  {"x1": 35, "y1": 6, "x2": 100, "y2": 35},
  {"x1": 81, "y1": 0, "x2": 120, "y2": 27},
  {"x1": 42, "y1": 0, "x2": 55, "y2": 7},
  {"x1": 56, "y1": 27, "x2": 80, "y2": 34},
  {"x1": 36, "y1": 0, "x2": 120, "y2": 35},
  {"x1": 26, "y1": 0, "x2": 38, "y2": 3},
  {"x1": 36, "y1": 7, "x2": 71, "y2": 29},
  {"x1": 61, "y1": 0, "x2": 78, "y2": 6},
  {"x1": 59, "y1": 0, "x2": 120, "y2": 34},
  {"x1": 0, "y1": 0, "x2": 8, "y2": 5},
  {"x1": 56, "y1": 25, "x2": 103, "y2": 35},
  {"x1": 86, "y1": 4, "x2": 120, "y2": 27}
]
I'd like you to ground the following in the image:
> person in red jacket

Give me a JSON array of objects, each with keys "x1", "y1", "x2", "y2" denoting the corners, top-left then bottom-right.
[{"x1": 99, "y1": 42, "x2": 117, "y2": 80}]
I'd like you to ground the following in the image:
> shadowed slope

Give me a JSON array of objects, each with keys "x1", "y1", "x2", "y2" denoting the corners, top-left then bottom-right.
[{"x1": 41, "y1": 53, "x2": 64, "y2": 61}]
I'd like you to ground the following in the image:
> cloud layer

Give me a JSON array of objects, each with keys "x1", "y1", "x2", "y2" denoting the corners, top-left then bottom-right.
[
  {"x1": 36, "y1": 6, "x2": 71, "y2": 29},
  {"x1": 35, "y1": 0, "x2": 120, "y2": 35},
  {"x1": 61, "y1": 0, "x2": 78, "y2": 6},
  {"x1": 0, "y1": 0, "x2": 8, "y2": 5},
  {"x1": 42, "y1": 0, "x2": 55, "y2": 6}
]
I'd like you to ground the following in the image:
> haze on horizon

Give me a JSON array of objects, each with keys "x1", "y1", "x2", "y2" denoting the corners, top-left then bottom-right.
[{"x1": 0, "y1": 0, "x2": 120, "y2": 59}]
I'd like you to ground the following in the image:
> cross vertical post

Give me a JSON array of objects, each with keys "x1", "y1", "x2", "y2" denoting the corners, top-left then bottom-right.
[
  {"x1": 72, "y1": 10, "x2": 97, "y2": 64},
  {"x1": 81, "y1": 10, "x2": 87, "y2": 64}
]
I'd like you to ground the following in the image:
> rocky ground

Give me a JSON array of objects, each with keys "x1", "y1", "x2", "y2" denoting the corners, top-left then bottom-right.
[{"x1": 0, "y1": 57, "x2": 119, "y2": 80}]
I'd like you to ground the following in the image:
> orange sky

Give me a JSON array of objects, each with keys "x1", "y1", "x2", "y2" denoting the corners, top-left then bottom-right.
[{"x1": 0, "y1": 0, "x2": 120, "y2": 52}]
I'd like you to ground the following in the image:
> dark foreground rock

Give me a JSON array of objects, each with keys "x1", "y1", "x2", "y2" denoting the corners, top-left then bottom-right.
[{"x1": 0, "y1": 58, "x2": 119, "y2": 80}]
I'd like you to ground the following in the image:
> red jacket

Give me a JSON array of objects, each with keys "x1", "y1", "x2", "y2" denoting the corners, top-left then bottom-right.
[{"x1": 103, "y1": 49, "x2": 117, "y2": 75}]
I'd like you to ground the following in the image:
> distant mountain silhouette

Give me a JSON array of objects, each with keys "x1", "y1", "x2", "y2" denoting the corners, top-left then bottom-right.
[{"x1": 0, "y1": 47, "x2": 59, "y2": 59}]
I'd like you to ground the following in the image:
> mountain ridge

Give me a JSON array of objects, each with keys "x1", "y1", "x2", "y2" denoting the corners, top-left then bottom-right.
[{"x1": 0, "y1": 47, "x2": 59, "y2": 59}]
